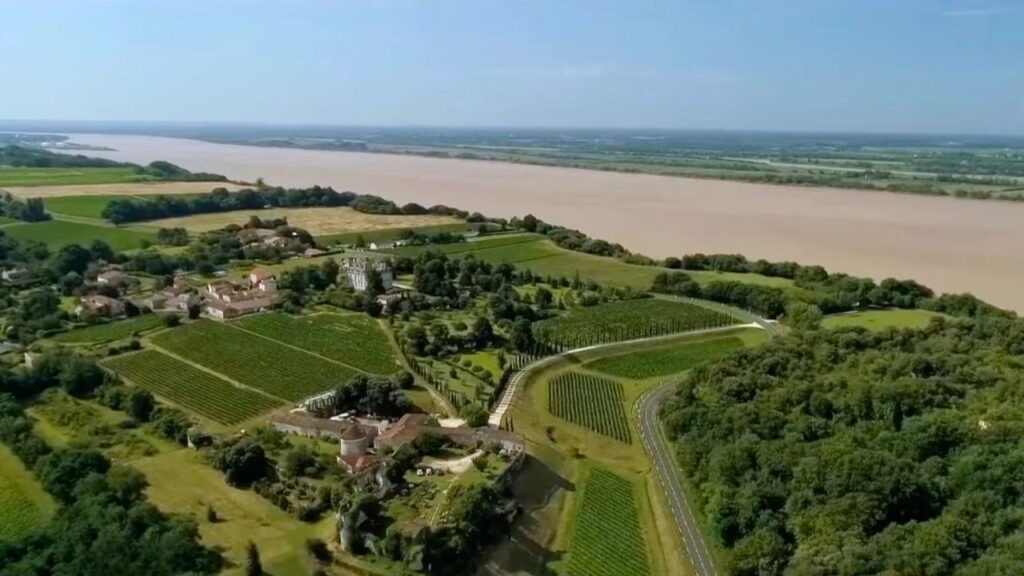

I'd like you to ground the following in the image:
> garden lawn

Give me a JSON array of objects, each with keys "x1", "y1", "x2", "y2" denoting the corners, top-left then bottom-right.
[
  {"x1": 0, "y1": 443, "x2": 56, "y2": 541},
  {"x1": 150, "y1": 320, "x2": 358, "y2": 401},
  {"x1": 3, "y1": 220, "x2": 156, "y2": 251}
]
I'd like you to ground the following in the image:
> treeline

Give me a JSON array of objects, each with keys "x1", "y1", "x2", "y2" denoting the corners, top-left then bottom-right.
[
  {"x1": 102, "y1": 187, "x2": 468, "y2": 224},
  {"x1": 0, "y1": 146, "x2": 225, "y2": 182},
  {"x1": 511, "y1": 213, "x2": 629, "y2": 258},
  {"x1": 0, "y1": 353, "x2": 220, "y2": 575},
  {"x1": 0, "y1": 193, "x2": 50, "y2": 222},
  {"x1": 663, "y1": 316, "x2": 1024, "y2": 575}
]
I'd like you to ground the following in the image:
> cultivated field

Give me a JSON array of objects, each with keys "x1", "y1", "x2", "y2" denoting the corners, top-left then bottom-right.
[
  {"x1": 145, "y1": 206, "x2": 463, "y2": 235},
  {"x1": 2, "y1": 180, "x2": 241, "y2": 199},
  {"x1": 233, "y1": 312, "x2": 400, "y2": 375},
  {"x1": 548, "y1": 372, "x2": 631, "y2": 443},
  {"x1": 51, "y1": 314, "x2": 165, "y2": 344},
  {"x1": 821, "y1": 308, "x2": 944, "y2": 331},
  {"x1": 3, "y1": 220, "x2": 156, "y2": 251},
  {"x1": 0, "y1": 443, "x2": 56, "y2": 541},
  {"x1": 588, "y1": 335, "x2": 744, "y2": 380},
  {"x1": 564, "y1": 467, "x2": 652, "y2": 576},
  {"x1": 104, "y1": 350, "x2": 284, "y2": 425},
  {"x1": 534, "y1": 299, "x2": 736, "y2": 349},
  {"x1": 151, "y1": 320, "x2": 358, "y2": 401}
]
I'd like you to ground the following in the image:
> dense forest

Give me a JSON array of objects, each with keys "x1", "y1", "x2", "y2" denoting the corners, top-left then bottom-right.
[{"x1": 662, "y1": 314, "x2": 1024, "y2": 575}]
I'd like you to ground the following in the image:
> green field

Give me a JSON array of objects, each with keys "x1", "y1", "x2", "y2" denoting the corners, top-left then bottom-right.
[
  {"x1": 822, "y1": 308, "x2": 944, "y2": 331},
  {"x1": 564, "y1": 467, "x2": 652, "y2": 576},
  {"x1": 394, "y1": 234, "x2": 794, "y2": 291},
  {"x1": 0, "y1": 443, "x2": 56, "y2": 541},
  {"x1": 0, "y1": 167, "x2": 141, "y2": 187},
  {"x1": 318, "y1": 222, "x2": 469, "y2": 245},
  {"x1": 3, "y1": 220, "x2": 156, "y2": 251},
  {"x1": 588, "y1": 335, "x2": 744, "y2": 380},
  {"x1": 535, "y1": 299, "x2": 736, "y2": 349},
  {"x1": 151, "y1": 320, "x2": 358, "y2": 401},
  {"x1": 104, "y1": 350, "x2": 284, "y2": 425},
  {"x1": 51, "y1": 314, "x2": 165, "y2": 344},
  {"x1": 548, "y1": 372, "x2": 630, "y2": 443},
  {"x1": 236, "y1": 312, "x2": 400, "y2": 375},
  {"x1": 42, "y1": 195, "x2": 122, "y2": 219}
]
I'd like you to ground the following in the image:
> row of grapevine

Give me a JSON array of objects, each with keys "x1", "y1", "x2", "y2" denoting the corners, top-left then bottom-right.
[
  {"x1": 151, "y1": 320, "x2": 357, "y2": 401},
  {"x1": 0, "y1": 477, "x2": 47, "y2": 541},
  {"x1": 534, "y1": 299, "x2": 736, "y2": 350},
  {"x1": 104, "y1": 350, "x2": 284, "y2": 425},
  {"x1": 565, "y1": 467, "x2": 652, "y2": 576},
  {"x1": 588, "y1": 335, "x2": 745, "y2": 380},
  {"x1": 235, "y1": 312, "x2": 400, "y2": 375},
  {"x1": 548, "y1": 372, "x2": 631, "y2": 443}
]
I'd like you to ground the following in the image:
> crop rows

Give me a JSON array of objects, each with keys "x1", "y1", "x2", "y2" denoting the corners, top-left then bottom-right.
[
  {"x1": 549, "y1": 372, "x2": 630, "y2": 443},
  {"x1": 0, "y1": 481, "x2": 45, "y2": 541},
  {"x1": 589, "y1": 335, "x2": 744, "y2": 380},
  {"x1": 104, "y1": 350, "x2": 284, "y2": 425},
  {"x1": 534, "y1": 299, "x2": 736, "y2": 350},
  {"x1": 565, "y1": 468, "x2": 651, "y2": 576},
  {"x1": 52, "y1": 314, "x2": 165, "y2": 344},
  {"x1": 237, "y1": 312, "x2": 399, "y2": 375},
  {"x1": 151, "y1": 320, "x2": 357, "y2": 401}
]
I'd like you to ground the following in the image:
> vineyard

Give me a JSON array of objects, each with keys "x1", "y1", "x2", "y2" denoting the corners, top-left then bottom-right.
[
  {"x1": 564, "y1": 467, "x2": 651, "y2": 576},
  {"x1": 0, "y1": 444, "x2": 54, "y2": 541},
  {"x1": 104, "y1": 350, "x2": 284, "y2": 425},
  {"x1": 548, "y1": 372, "x2": 631, "y2": 443},
  {"x1": 534, "y1": 299, "x2": 736, "y2": 350},
  {"x1": 236, "y1": 312, "x2": 399, "y2": 375},
  {"x1": 51, "y1": 314, "x2": 165, "y2": 344},
  {"x1": 151, "y1": 320, "x2": 358, "y2": 401},
  {"x1": 588, "y1": 335, "x2": 744, "y2": 379}
]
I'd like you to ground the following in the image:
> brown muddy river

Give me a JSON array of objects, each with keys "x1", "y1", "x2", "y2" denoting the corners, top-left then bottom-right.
[{"x1": 66, "y1": 133, "x2": 1024, "y2": 312}]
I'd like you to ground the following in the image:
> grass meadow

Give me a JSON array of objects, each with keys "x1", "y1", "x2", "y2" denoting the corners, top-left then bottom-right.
[
  {"x1": 821, "y1": 308, "x2": 945, "y2": 331},
  {"x1": 0, "y1": 167, "x2": 141, "y2": 187},
  {"x1": 3, "y1": 220, "x2": 157, "y2": 251}
]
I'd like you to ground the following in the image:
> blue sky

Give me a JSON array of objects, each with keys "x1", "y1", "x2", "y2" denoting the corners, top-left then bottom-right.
[{"x1": 2, "y1": 0, "x2": 1022, "y2": 134}]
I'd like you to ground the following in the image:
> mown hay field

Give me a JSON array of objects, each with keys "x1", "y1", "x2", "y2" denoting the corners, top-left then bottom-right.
[
  {"x1": 588, "y1": 335, "x2": 745, "y2": 380},
  {"x1": 564, "y1": 467, "x2": 652, "y2": 576},
  {"x1": 150, "y1": 320, "x2": 358, "y2": 402},
  {"x1": 145, "y1": 206, "x2": 463, "y2": 235},
  {"x1": 104, "y1": 350, "x2": 284, "y2": 425},
  {"x1": 0, "y1": 443, "x2": 56, "y2": 541},
  {"x1": 234, "y1": 312, "x2": 400, "y2": 375}
]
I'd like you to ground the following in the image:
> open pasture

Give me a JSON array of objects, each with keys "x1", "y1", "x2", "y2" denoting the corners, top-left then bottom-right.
[
  {"x1": 42, "y1": 195, "x2": 126, "y2": 219},
  {"x1": 588, "y1": 334, "x2": 745, "y2": 380},
  {"x1": 1, "y1": 180, "x2": 241, "y2": 199},
  {"x1": 548, "y1": 372, "x2": 631, "y2": 443},
  {"x1": 3, "y1": 220, "x2": 156, "y2": 251},
  {"x1": 822, "y1": 308, "x2": 944, "y2": 331},
  {"x1": 150, "y1": 320, "x2": 357, "y2": 401},
  {"x1": 534, "y1": 299, "x2": 736, "y2": 349},
  {"x1": 0, "y1": 443, "x2": 56, "y2": 541},
  {"x1": 233, "y1": 312, "x2": 400, "y2": 375},
  {"x1": 564, "y1": 467, "x2": 652, "y2": 576},
  {"x1": 145, "y1": 206, "x2": 463, "y2": 235},
  {"x1": 104, "y1": 350, "x2": 284, "y2": 425},
  {"x1": 51, "y1": 314, "x2": 165, "y2": 344},
  {"x1": 0, "y1": 166, "x2": 139, "y2": 187}
]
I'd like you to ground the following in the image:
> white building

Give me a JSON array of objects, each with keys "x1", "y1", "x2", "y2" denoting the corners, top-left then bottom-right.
[{"x1": 341, "y1": 258, "x2": 394, "y2": 292}]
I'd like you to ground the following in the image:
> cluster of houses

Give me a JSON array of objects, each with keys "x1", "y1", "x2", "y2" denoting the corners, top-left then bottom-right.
[{"x1": 269, "y1": 410, "x2": 524, "y2": 477}]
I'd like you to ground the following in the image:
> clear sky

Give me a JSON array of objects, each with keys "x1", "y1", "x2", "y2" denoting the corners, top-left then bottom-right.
[{"x1": 2, "y1": 0, "x2": 1022, "y2": 134}]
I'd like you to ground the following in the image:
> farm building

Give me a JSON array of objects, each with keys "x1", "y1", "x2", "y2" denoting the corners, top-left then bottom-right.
[
  {"x1": 237, "y1": 228, "x2": 277, "y2": 244},
  {"x1": 374, "y1": 413, "x2": 525, "y2": 454},
  {"x1": 200, "y1": 270, "x2": 280, "y2": 320},
  {"x1": 76, "y1": 294, "x2": 125, "y2": 318},
  {"x1": 340, "y1": 257, "x2": 394, "y2": 292},
  {"x1": 269, "y1": 412, "x2": 384, "y2": 474},
  {"x1": 96, "y1": 269, "x2": 131, "y2": 286},
  {"x1": 0, "y1": 267, "x2": 31, "y2": 283}
]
